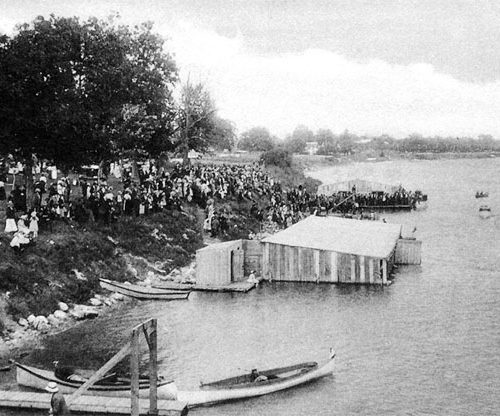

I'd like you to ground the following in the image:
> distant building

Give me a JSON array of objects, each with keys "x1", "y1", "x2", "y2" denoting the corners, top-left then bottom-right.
[{"x1": 305, "y1": 141, "x2": 319, "y2": 155}]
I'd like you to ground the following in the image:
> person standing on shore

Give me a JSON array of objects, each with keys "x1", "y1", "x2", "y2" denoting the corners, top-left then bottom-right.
[
  {"x1": 46, "y1": 382, "x2": 70, "y2": 415},
  {"x1": 4, "y1": 200, "x2": 17, "y2": 232}
]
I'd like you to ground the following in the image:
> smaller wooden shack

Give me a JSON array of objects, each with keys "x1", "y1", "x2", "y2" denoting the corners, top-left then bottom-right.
[
  {"x1": 261, "y1": 216, "x2": 405, "y2": 285},
  {"x1": 196, "y1": 240, "x2": 244, "y2": 286}
]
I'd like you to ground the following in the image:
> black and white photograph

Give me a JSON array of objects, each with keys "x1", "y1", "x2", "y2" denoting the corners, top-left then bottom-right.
[{"x1": 0, "y1": 1, "x2": 499, "y2": 415}]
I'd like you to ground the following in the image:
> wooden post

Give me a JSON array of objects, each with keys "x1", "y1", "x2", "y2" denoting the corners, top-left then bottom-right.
[
  {"x1": 130, "y1": 327, "x2": 140, "y2": 416},
  {"x1": 263, "y1": 243, "x2": 270, "y2": 280},
  {"x1": 369, "y1": 258, "x2": 374, "y2": 284},
  {"x1": 350, "y1": 255, "x2": 356, "y2": 283},
  {"x1": 382, "y1": 259, "x2": 388, "y2": 285},
  {"x1": 330, "y1": 251, "x2": 338, "y2": 283},
  {"x1": 147, "y1": 320, "x2": 158, "y2": 416},
  {"x1": 359, "y1": 256, "x2": 365, "y2": 284},
  {"x1": 314, "y1": 250, "x2": 320, "y2": 283}
]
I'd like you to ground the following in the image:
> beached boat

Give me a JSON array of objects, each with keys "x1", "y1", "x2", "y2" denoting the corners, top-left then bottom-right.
[
  {"x1": 173, "y1": 351, "x2": 336, "y2": 407},
  {"x1": 99, "y1": 278, "x2": 191, "y2": 300},
  {"x1": 15, "y1": 362, "x2": 177, "y2": 398}
]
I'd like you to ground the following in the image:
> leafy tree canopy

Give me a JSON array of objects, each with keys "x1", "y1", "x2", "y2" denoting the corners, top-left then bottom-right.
[
  {"x1": 0, "y1": 14, "x2": 178, "y2": 171},
  {"x1": 237, "y1": 127, "x2": 275, "y2": 151}
]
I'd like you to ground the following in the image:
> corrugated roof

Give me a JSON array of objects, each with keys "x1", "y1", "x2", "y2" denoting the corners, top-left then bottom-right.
[{"x1": 262, "y1": 216, "x2": 402, "y2": 258}]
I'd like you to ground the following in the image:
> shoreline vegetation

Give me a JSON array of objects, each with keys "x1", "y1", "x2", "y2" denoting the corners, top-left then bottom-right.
[{"x1": 0, "y1": 151, "x2": 496, "y2": 364}]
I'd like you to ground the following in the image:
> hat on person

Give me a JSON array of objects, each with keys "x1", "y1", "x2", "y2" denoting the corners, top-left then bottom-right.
[
  {"x1": 20, "y1": 214, "x2": 28, "y2": 220},
  {"x1": 45, "y1": 382, "x2": 59, "y2": 393}
]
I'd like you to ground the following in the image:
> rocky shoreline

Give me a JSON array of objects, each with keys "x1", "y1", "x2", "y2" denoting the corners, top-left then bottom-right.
[{"x1": 0, "y1": 254, "x2": 199, "y2": 365}]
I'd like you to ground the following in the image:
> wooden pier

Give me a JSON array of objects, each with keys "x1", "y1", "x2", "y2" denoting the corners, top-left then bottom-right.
[
  {"x1": 153, "y1": 280, "x2": 258, "y2": 293},
  {"x1": 0, "y1": 318, "x2": 188, "y2": 415},
  {"x1": 0, "y1": 390, "x2": 188, "y2": 415}
]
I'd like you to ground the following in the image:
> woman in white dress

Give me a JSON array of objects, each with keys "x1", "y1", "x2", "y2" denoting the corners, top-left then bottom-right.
[
  {"x1": 4, "y1": 201, "x2": 18, "y2": 233},
  {"x1": 29, "y1": 210, "x2": 39, "y2": 238}
]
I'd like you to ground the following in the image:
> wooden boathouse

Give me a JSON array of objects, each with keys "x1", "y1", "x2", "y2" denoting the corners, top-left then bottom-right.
[{"x1": 261, "y1": 216, "x2": 418, "y2": 285}]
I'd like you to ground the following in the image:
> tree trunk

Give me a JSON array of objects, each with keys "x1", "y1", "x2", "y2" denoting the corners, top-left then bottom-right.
[
  {"x1": 98, "y1": 159, "x2": 109, "y2": 182},
  {"x1": 131, "y1": 150, "x2": 140, "y2": 182},
  {"x1": 24, "y1": 157, "x2": 35, "y2": 211}
]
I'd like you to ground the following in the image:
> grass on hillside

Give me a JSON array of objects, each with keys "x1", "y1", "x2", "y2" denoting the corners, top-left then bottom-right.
[{"x1": 0, "y1": 207, "x2": 204, "y2": 320}]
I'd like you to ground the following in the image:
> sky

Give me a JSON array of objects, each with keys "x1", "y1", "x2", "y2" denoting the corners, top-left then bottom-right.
[{"x1": 1, "y1": 0, "x2": 500, "y2": 138}]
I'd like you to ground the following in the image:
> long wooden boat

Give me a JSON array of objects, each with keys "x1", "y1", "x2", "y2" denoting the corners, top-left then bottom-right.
[
  {"x1": 174, "y1": 351, "x2": 336, "y2": 407},
  {"x1": 99, "y1": 278, "x2": 191, "y2": 300},
  {"x1": 15, "y1": 362, "x2": 177, "y2": 399}
]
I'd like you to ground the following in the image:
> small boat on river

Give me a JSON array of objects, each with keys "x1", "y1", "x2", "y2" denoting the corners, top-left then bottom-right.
[
  {"x1": 14, "y1": 362, "x2": 176, "y2": 398},
  {"x1": 173, "y1": 350, "x2": 336, "y2": 407},
  {"x1": 99, "y1": 278, "x2": 191, "y2": 300},
  {"x1": 479, "y1": 205, "x2": 492, "y2": 218}
]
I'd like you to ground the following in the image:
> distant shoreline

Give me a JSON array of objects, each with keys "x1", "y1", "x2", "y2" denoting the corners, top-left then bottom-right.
[{"x1": 293, "y1": 150, "x2": 500, "y2": 172}]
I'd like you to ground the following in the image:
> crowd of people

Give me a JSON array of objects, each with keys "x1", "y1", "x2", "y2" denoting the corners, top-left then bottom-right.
[{"x1": 1, "y1": 160, "x2": 423, "y2": 249}]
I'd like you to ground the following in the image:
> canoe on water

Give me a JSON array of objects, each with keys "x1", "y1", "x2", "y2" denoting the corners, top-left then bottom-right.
[
  {"x1": 15, "y1": 362, "x2": 177, "y2": 398},
  {"x1": 173, "y1": 350, "x2": 336, "y2": 407},
  {"x1": 99, "y1": 278, "x2": 191, "y2": 300}
]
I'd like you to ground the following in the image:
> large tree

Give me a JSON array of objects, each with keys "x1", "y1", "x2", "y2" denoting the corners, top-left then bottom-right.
[
  {"x1": 237, "y1": 127, "x2": 275, "y2": 151},
  {"x1": 174, "y1": 81, "x2": 222, "y2": 163},
  {"x1": 0, "y1": 15, "x2": 177, "y2": 205},
  {"x1": 283, "y1": 125, "x2": 313, "y2": 154}
]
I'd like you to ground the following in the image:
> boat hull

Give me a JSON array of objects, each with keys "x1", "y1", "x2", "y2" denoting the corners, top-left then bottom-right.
[
  {"x1": 175, "y1": 356, "x2": 336, "y2": 407},
  {"x1": 99, "y1": 278, "x2": 190, "y2": 300},
  {"x1": 15, "y1": 362, "x2": 177, "y2": 399}
]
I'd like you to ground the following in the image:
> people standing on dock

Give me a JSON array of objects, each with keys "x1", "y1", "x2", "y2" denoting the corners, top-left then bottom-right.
[
  {"x1": 247, "y1": 270, "x2": 260, "y2": 286},
  {"x1": 46, "y1": 382, "x2": 70, "y2": 415}
]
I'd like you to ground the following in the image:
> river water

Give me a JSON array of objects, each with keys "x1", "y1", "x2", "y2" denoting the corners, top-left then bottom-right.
[{"x1": 3, "y1": 158, "x2": 500, "y2": 415}]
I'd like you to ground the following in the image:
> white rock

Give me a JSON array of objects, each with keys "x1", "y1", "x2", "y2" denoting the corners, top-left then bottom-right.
[
  {"x1": 71, "y1": 304, "x2": 99, "y2": 320},
  {"x1": 54, "y1": 310, "x2": 67, "y2": 320},
  {"x1": 58, "y1": 302, "x2": 69, "y2": 312},
  {"x1": 37, "y1": 322, "x2": 49, "y2": 332},
  {"x1": 33, "y1": 316, "x2": 49, "y2": 330},
  {"x1": 111, "y1": 293, "x2": 124, "y2": 301},
  {"x1": 18, "y1": 318, "x2": 29, "y2": 327},
  {"x1": 27, "y1": 314, "x2": 36, "y2": 324},
  {"x1": 47, "y1": 314, "x2": 59, "y2": 325},
  {"x1": 89, "y1": 298, "x2": 102, "y2": 306}
]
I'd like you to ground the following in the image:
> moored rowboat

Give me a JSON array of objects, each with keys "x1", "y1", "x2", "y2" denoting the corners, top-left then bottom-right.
[
  {"x1": 99, "y1": 278, "x2": 191, "y2": 300},
  {"x1": 173, "y1": 351, "x2": 336, "y2": 407},
  {"x1": 15, "y1": 362, "x2": 177, "y2": 398}
]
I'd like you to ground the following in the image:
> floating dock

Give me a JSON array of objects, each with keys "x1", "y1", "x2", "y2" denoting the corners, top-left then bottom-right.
[
  {"x1": 0, "y1": 390, "x2": 188, "y2": 415},
  {"x1": 358, "y1": 204, "x2": 412, "y2": 210},
  {"x1": 153, "y1": 280, "x2": 258, "y2": 293}
]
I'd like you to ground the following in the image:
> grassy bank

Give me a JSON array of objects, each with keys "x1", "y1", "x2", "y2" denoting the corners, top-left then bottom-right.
[{"x1": 0, "y1": 207, "x2": 204, "y2": 325}]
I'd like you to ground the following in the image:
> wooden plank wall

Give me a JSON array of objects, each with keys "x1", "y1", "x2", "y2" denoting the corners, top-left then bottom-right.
[
  {"x1": 196, "y1": 240, "x2": 244, "y2": 285},
  {"x1": 395, "y1": 238, "x2": 422, "y2": 265},
  {"x1": 264, "y1": 243, "x2": 388, "y2": 284},
  {"x1": 242, "y1": 240, "x2": 263, "y2": 276}
]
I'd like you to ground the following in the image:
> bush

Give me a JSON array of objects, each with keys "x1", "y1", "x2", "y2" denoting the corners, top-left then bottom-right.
[{"x1": 259, "y1": 149, "x2": 292, "y2": 169}]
